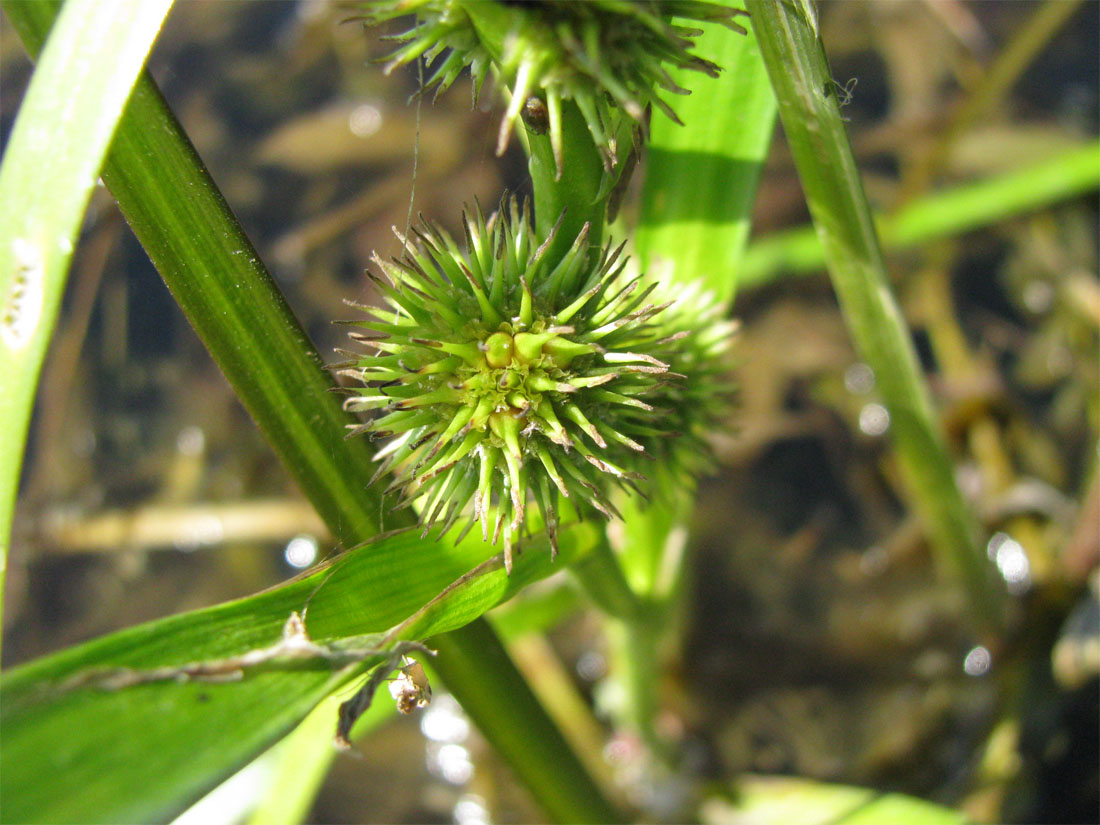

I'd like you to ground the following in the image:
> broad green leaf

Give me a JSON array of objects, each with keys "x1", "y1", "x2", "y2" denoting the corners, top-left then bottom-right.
[
  {"x1": 0, "y1": 522, "x2": 598, "y2": 824},
  {"x1": 0, "y1": 0, "x2": 173, "y2": 652},
  {"x1": 637, "y1": 5, "x2": 778, "y2": 305}
]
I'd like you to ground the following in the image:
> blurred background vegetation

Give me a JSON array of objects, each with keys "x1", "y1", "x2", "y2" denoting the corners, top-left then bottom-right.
[{"x1": 2, "y1": 1, "x2": 1096, "y2": 822}]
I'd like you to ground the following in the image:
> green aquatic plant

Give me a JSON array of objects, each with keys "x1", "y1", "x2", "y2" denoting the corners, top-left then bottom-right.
[
  {"x1": 9, "y1": 0, "x2": 1072, "y2": 820},
  {"x1": 342, "y1": 199, "x2": 733, "y2": 572},
  {"x1": 361, "y1": 0, "x2": 748, "y2": 175}
]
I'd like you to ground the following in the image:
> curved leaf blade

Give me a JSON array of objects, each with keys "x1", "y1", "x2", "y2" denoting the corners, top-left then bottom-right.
[
  {"x1": 0, "y1": 0, "x2": 173, "y2": 654},
  {"x1": 1, "y1": 523, "x2": 597, "y2": 824}
]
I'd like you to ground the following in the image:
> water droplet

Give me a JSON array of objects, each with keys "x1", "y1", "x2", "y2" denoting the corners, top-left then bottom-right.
[
  {"x1": 859, "y1": 403, "x2": 890, "y2": 436},
  {"x1": 454, "y1": 794, "x2": 490, "y2": 825},
  {"x1": 421, "y1": 693, "x2": 469, "y2": 744},
  {"x1": 859, "y1": 545, "x2": 889, "y2": 577},
  {"x1": 428, "y1": 742, "x2": 473, "y2": 785},
  {"x1": 844, "y1": 362, "x2": 875, "y2": 394},
  {"x1": 987, "y1": 532, "x2": 1032, "y2": 594},
  {"x1": 176, "y1": 425, "x2": 205, "y2": 456},
  {"x1": 963, "y1": 645, "x2": 992, "y2": 676},
  {"x1": 576, "y1": 650, "x2": 606, "y2": 682},
  {"x1": 284, "y1": 534, "x2": 318, "y2": 569},
  {"x1": 348, "y1": 104, "x2": 382, "y2": 138},
  {"x1": 175, "y1": 515, "x2": 224, "y2": 551},
  {"x1": 1022, "y1": 280, "x2": 1054, "y2": 314}
]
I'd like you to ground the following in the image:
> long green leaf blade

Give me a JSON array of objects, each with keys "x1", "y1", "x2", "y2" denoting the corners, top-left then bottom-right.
[
  {"x1": 616, "y1": 8, "x2": 777, "y2": 756},
  {"x1": 740, "y1": 138, "x2": 1100, "y2": 285},
  {"x1": 0, "y1": 522, "x2": 598, "y2": 824},
  {"x1": 0, "y1": 0, "x2": 173, "y2": 656},
  {"x1": 728, "y1": 774, "x2": 969, "y2": 825}
]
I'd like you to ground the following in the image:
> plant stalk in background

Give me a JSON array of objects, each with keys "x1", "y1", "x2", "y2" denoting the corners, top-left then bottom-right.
[{"x1": 747, "y1": 0, "x2": 1005, "y2": 632}]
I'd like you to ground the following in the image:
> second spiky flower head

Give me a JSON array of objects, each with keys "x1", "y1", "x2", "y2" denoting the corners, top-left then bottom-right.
[
  {"x1": 344, "y1": 200, "x2": 732, "y2": 572},
  {"x1": 361, "y1": 0, "x2": 747, "y2": 176}
]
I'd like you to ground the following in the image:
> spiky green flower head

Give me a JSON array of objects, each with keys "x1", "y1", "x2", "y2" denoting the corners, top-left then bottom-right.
[
  {"x1": 359, "y1": 0, "x2": 747, "y2": 176},
  {"x1": 343, "y1": 199, "x2": 733, "y2": 572}
]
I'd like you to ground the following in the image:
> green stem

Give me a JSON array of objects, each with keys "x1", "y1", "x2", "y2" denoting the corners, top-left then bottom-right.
[
  {"x1": 430, "y1": 621, "x2": 627, "y2": 824},
  {"x1": 606, "y1": 606, "x2": 675, "y2": 763},
  {"x1": 747, "y1": 0, "x2": 1005, "y2": 632},
  {"x1": 525, "y1": 101, "x2": 608, "y2": 260},
  {"x1": 615, "y1": 490, "x2": 691, "y2": 599},
  {"x1": 457, "y1": 0, "x2": 611, "y2": 260},
  {"x1": 569, "y1": 535, "x2": 644, "y2": 622},
  {"x1": 102, "y1": 83, "x2": 395, "y2": 540}
]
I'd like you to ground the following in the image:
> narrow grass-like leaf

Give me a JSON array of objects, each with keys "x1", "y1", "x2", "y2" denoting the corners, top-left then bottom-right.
[
  {"x1": 747, "y1": 0, "x2": 1004, "y2": 630},
  {"x1": 740, "y1": 138, "x2": 1100, "y2": 285},
  {"x1": 0, "y1": 0, "x2": 172, "y2": 654},
  {"x1": 637, "y1": 8, "x2": 777, "y2": 304},
  {"x1": 908, "y1": 0, "x2": 1085, "y2": 196}
]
